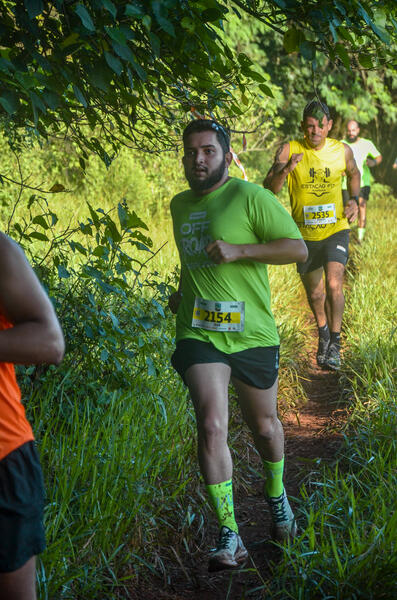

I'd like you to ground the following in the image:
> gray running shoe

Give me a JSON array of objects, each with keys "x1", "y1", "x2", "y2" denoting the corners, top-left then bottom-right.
[
  {"x1": 266, "y1": 490, "x2": 297, "y2": 542},
  {"x1": 208, "y1": 526, "x2": 248, "y2": 572},
  {"x1": 316, "y1": 336, "x2": 330, "y2": 367},
  {"x1": 324, "y1": 342, "x2": 341, "y2": 371}
]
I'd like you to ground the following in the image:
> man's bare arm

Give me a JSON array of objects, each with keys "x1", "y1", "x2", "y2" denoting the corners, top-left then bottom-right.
[
  {"x1": 206, "y1": 238, "x2": 308, "y2": 265},
  {"x1": 263, "y1": 143, "x2": 303, "y2": 194},
  {"x1": 343, "y1": 144, "x2": 360, "y2": 223},
  {"x1": 366, "y1": 154, "x2": 382, "y2": 167},
  {"x1": 0, "y1": 233, "x2": 65, "y2": 364}
]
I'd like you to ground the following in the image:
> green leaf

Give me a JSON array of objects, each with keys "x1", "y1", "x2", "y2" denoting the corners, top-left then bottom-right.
[
  {"x1": 29, "y1": 231, "x2": 49, "y2": 241},
  {"x1": 87, "y1": 64, "x2": 112, "y2": 92},
  {"x1": 49, "y1": 183, "x2": 65, "y2": 192},
  {"x1": 87, "y1": 202, "x2": 101, "y2": 228},
  {"x1": 0, "y1": 91, "x2": 19, "y2": 115},
  {"x1": 100, "y1": 348, "x2": 109, "y2": 361},
  {"x1": 24, "y1": 0, "x2": 44, "y2": 19},
  {"x1": 102, "y1": 0, "x2": 117, "y2": 19},
  {"x1": 105, "y1": 26, "x2": 127, "y2": 45},
  {"x1": 201, "y1": 8, "x2": 224, "y2": 22},
  {"x1": 111, "y1": 41, "x2": 135, "y2": 62},
  {"x1": 105, "y1": 51, "x2": 123, "y2": 75},
  {"x1": 181, "y1": 16, "x2": 195, "y2": 33},
  {"x1": 369, "y1": 23, "x2": 390, "y2": 44},
  {"x1": 118, "y1": 203, "x2": 128, "y2": 229},
  {"x1": 335, "y1": 43, "x2": 350, "y2": 68},
  {"x1": 73, "y1": 84, "x2": 88, "y2": 107},
  {"x1": 152, "y1": 2, "x2": 175, "y2": 37},
  {"x1": 75, "y1": 4, "x2": 95, "y2": 32},
  {"x1": 60, "y1": 32, "x2": 80, "y2": 49},
  {"x1": 283, "y1": 28, "x2": 300, "y2": 53},
  {"x1": 128, "y1": 210, "x2": 148, "y2": 230},
  {"x1": 42, "y1": 90, "x2": 60, "y2": 110},
  {"x1": 29, "y1": 91, "x2": 47, "y2": 114},
  {"x1": 129, "y1": 56, "x2": 147, "y2": 81},
  {"x1": 149, "y1": 32, "x2": 161, "y2": 57},
  {"x1": 299, "y1": 40, "x2": 316, "y2": 61},
  {"x1": 358, "y1": 53, "x2": 373, "y2": 68},
  {"x1": 142, "y1": 15, "x2": 151, "y2": 30},
  {"x1": 337, "y1": 27, "x2": 354, "y2": 43},
  {"x1": 259, "y1": 83, "x2": 274, "y2": 98},
  {"x1": 125, "y1": 4, "x2": 144, "y2": 17},
  {"x1": 244, "y1": 69, "x2": 265, "y2": 83},
  {"x1": 146, "y1": 356, "x2": 156, "y2": 376},
  {"x1": 57, "y1": 265, "x2": 70, "y2": 279},
  {"x1": 32, "y1": 215, "x2": 49, "y2": 229},
  {"x1": 237, "y1": 52, "x2": 253, "y2": 67}
]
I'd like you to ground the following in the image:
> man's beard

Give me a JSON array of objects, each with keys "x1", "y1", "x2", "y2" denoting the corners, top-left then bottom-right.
[
  {"x1": 186, "y1": 157, "x2": 226, "y2": 193},
  {"x1": 347, "y1": 134, "x2": 358, "y2": 143}
]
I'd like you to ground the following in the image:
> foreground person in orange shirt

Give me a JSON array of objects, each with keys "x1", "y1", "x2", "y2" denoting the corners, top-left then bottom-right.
[{"x1": 0, "y1": 232, "x2": 64, "y2": 600}]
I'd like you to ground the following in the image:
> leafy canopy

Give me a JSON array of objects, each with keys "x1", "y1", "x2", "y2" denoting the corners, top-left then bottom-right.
[{"x1": 0, "y1": 0, "x2": 395, "y2": 157}]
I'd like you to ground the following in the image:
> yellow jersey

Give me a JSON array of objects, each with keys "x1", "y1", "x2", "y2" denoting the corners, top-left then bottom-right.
[{"x1": 287, "y1": 138, "x2": 348, "y2": 241}]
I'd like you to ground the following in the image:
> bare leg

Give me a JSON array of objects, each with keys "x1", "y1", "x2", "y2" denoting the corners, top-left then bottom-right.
[
  {"x1": 185, "y1": 362, "x2": 232, "y2": 485},
  {"x1": 300, "y1": 267, "x2": 327, "y2": 328},
  {"x1": 232, "y1": 376, "x2": 297, "y2": 540},
  {"x1": 324, "y1": 261, "x2": 345, "y2": 332},
  {"x1": 0, "y1": 557, "x2": 37, "y2": 600},
  {"x1": 358, "y1": 196, "x2": 366, "y2": 228},
  {"x1": 231, "y1": 377, "x2": 283, "y2": 462}
]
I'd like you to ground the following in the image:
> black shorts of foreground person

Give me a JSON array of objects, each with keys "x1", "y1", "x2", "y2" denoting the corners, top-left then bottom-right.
[
  {"x1": 172, "y1": 338, "x2": 279, "y2": 389},
  {"x1": 0, "y1": 442, "x2": 46, "y2": 573}
]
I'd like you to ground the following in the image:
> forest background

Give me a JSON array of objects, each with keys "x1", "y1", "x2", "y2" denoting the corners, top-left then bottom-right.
[{"x1": 0, "y1": 1, "x2": 396, "y2": 598}]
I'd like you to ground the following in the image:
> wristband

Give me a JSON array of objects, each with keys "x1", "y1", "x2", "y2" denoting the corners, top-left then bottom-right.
[{"x1": 350, "y1": 196, "x2": 359, "y2": 205}]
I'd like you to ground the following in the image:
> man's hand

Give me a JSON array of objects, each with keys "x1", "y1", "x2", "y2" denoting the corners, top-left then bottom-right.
[
  {"x1": 344, "y1": 199, "x2": 358, "y2": 223},
  {"x1": 366, "y1": 157, "x2": 377, "y2": 167},
  {"x1": 284, "y1": 152, "x2": 303, "y2": 174},
  {"x1": 168, "y1": 291, "x2": 182, "y2": 314},
  {"x1": 206, "y1": 240, "x2": 241, "y2": 264}
]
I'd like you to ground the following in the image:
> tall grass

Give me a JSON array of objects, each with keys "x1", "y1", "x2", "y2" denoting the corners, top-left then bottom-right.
[
  {"x1": 262, "y1": 186, "x2": 397, "y2": 599},
  {"x1": 33, "y1": 371, "x2": 197, "y2": 599}
]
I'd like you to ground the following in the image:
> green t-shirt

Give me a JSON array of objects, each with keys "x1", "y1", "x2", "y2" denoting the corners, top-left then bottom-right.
[
  {"x1": 170, "y1": 177, "x2": 302, "y2": 353},
  {"x1": 342, "y1": 137, "x2": 381, "y2": 189}
]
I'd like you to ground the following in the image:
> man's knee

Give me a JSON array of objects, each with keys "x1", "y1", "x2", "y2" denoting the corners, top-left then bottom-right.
[
  {"x1": 198, "y1": 416, "x2": 228, "y2": 447},
  {"x1": 307, "y1": 287, "x2": 325, "y2": 304},
  {"x1": 251, "y1": 415, "x2": 280, "y2": 441},
  {"x1": 326, "y1": 275, "x2": 344, "y2": 296}
]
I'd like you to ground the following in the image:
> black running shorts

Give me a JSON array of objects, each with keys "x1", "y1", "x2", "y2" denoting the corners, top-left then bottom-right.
[
  {"x1": 0, "y1": 441, "x2": 46, "y2": 572},
  {"x1": 171, "y1": 338, "x2": 279, "y2": 390},
  {"x1": 297, "y1": 229, "x2": 349, "y2": 274},
  {"x1": 342, "y1": 186, "x2": 370, "y2": 203}
]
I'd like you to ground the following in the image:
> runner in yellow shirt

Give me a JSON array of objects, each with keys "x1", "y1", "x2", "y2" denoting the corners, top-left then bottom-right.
[{"x1": 264, "y1": 100, "x2": 360, "y2": 370}]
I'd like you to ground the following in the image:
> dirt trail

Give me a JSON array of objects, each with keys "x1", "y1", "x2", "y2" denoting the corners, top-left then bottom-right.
[{"x1": 131, "y1": 333, "x2": 350, "y2": 600}]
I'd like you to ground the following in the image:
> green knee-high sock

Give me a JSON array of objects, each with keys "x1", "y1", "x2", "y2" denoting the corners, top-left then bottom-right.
[
  {"x1": 206, "y1": 479, "x2": 238, "y2": 533},
  {"x1": 262, "y1": 457, "x2": 284, "y2": 498}
]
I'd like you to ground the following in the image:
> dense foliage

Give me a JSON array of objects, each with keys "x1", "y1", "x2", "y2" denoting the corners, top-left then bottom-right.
[{"x1": 0, "y1": 0, "x2": 395, "y2": 159}]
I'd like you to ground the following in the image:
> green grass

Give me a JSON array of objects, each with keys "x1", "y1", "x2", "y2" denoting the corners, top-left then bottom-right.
[
  {"x1": 260, "y1": 187, "x2": 397, "y2": 600},
  {"x1": 33, "y1": 372, "x2": 197, "y2": 599}
]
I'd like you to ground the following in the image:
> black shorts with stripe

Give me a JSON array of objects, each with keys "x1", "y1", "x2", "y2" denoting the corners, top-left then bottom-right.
[{"x1": 297, "y1": 229, "x2": 349, "y2": 274}]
